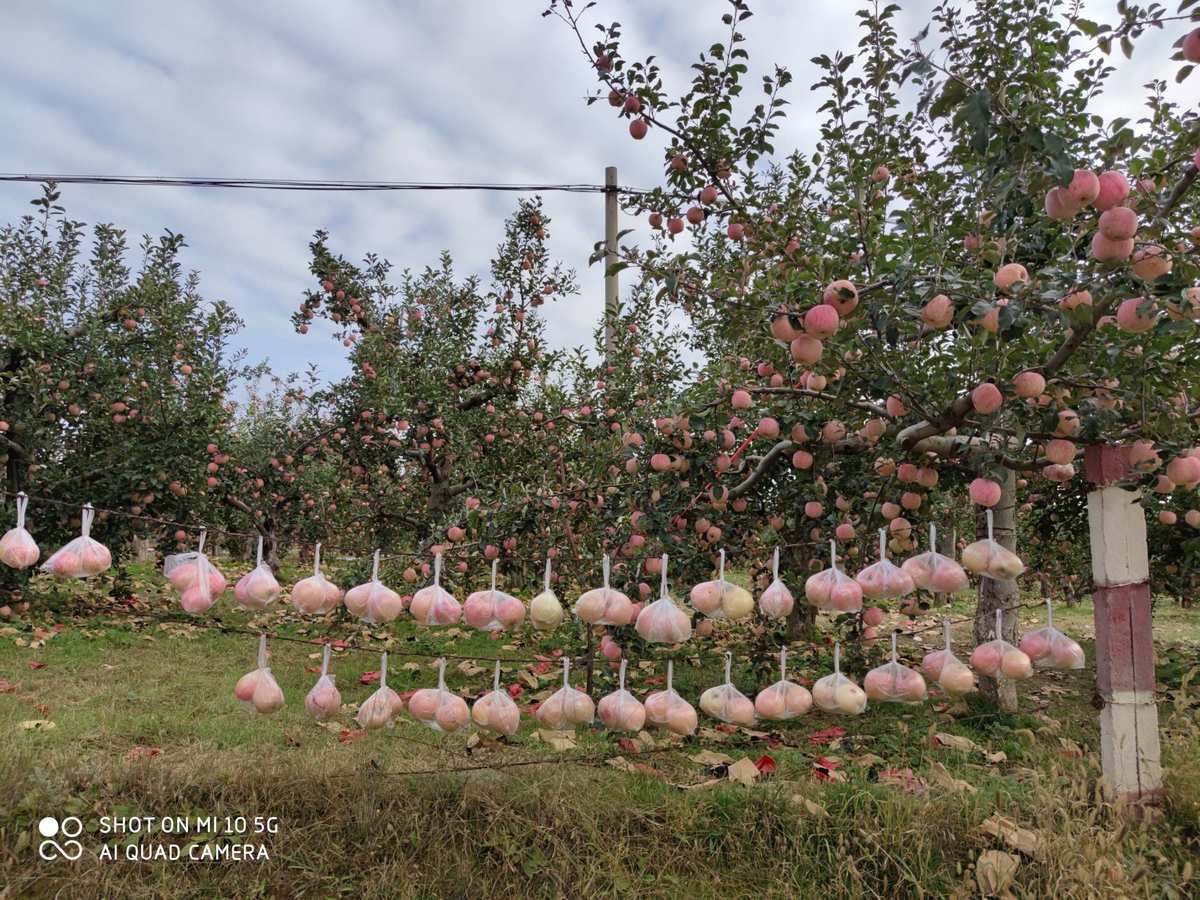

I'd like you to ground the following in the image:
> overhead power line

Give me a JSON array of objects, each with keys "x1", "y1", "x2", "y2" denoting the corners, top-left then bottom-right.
[{"x1": 0, "y1": 173, "x2": 652, "y2": 195}]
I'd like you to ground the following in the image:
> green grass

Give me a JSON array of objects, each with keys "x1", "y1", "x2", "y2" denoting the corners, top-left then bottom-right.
[{"x1": 0, "y1": 563, "x2": 1197, "y2": 898}]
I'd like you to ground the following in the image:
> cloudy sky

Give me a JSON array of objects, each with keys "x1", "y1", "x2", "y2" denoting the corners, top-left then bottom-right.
[{"x1": 1, "y1": 1, "x2": 1186, "y2": 386}]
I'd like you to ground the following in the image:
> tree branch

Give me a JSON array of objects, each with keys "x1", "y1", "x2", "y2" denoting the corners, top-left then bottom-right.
[{"x1": 729, "y1": 439, "x2": 794, "y2": 499}]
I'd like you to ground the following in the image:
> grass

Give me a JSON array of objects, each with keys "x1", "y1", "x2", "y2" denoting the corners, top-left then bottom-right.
[{"x1": 0, "y1": 562, "x2": 1197, "y2": 898}]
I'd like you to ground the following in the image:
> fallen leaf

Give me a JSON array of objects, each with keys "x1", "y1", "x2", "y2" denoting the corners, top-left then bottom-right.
[
  {"x1": 305, "y1": 666, "x2": 321, "y2": 674},
  {"x1": 878, "y1": 767, "x2": 927, "y2": 793},
  {"x1": 927, "y1": 761, "x2": 977, "y2": 794},
  {"x1": 27, "y1": 661, "x2": 46, "y2": 670},
  {"x1": 983, "y1": 750, "x2": 1007, "y2": 764},
  {"x1": 977, "y1": 814, "x2": 1041, "y2": 857},
  {"x1": 18, "y1": 720, "x2": 55, "y2": 731},
  {"x1": 338, "y1": 728, "x2": 367, "y2": 744},
  {"x1": 519, "y1": 671, "x2": 540, "y2": 689},
  {"x1": 456, "y1": 660, "x2": 486, "y2": 677},
  {"x1": 607, "y1": 756, "x2": 665, "y2": 778},
  {"x1": 331, "y1": 639, "x2": 349, "y2": 650},
  {"x1": 807, "y1": 726, "x2": 847, "y2": 745},
  {"x1": 0, "y1": 678, "x2": 16, "y2": 693},
  {"x1": 932, "y1": 732, "x2": 979, "y2": 753},
  {"x1": 976, "y1": 849, "x2": 1020, "y2": 896},
  {"x1": 679, "y1": 778, "x2": 723, "y2": 791},
  {"x1": 689, "y1": 750, "x2": 734, "y2": 766},
  {"x1": 698, "y1": 727, "x2": 731, "y2": 743},
  {"x1": 465, "y1": 733, "x2": 481, "y2": 749},
  {"x1": 506, "y1": 683, "x2": 524, "y2": 698},
  {"x1": 125, "y1": 745, "x2": 162, "y2": 761},
  {"x1": 402, "y1": 662, "x2": 422, "y2": 672},
  {"x1": 812, "y1": 756, "x2": 844, "y2": 783},
  {"x1": 727, "y1": 758, "x2": 761, "y2": 786},
  {"x1": 791, "y1": 796, "x2": 828, "y2": 817},
  {"x1": 359, "y1": 671, "x2": 380, "y2": 685},
  {"x1": 533, "y1": 729, "x2": 577, "y2": 752},
  {"x1": 754, "y1": 754, "x2": 777, "y2": 775}
]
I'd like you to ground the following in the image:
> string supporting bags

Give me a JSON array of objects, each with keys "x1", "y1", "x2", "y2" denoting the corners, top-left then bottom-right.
[
  {"x1": 234, "y1": 634, "x2": 284, "y2": 714},
  {"x1": 863, "y1": 632, "x2": 928, "y2": 703},
  {"x1": 291, "y1": 543, "x2": 342, "y2": 614},
  {"x1": 409, "y1": 553, "x2": 462, "y2": 625},
  {"x1": 699, "y1": 651, "x2": 756, "y2": 725},
  {"x1": 345, "y1": 550, "x2": 404, "y2": 624},
  {"x1": 754, "y1": 647, "x2": 812, "y2": 720},
  {"x1": 409, "y1": 657, "x2": 471, "y2": 732},
  {"x1": 758, "y1": 547, "x2": 795, "y2": 620},
  {"x1": 0, "y1": 492, "x2": 39, "y2": 569},
  {"x1": 635, "y1": 554, "x2": 692, "y2": 644},
  {"x1": 471, "y1": 660, "x2": 521, "y2": 737},
  {"x1": 164, "y1": 528, "x2": 225, "y2": 614},
  {"x1": 598, "y1": 658, "x2": 646, "y2": 732},
  {"x1": 901, "y1": 524, "x2": 969, "y2": 594},
  {"x1": 574, "y1": 554, "x2": 635, "y2": 626},
  {"x1": 234, "y1": 536, "x2": 280, "y2": 610},
  {"x1": 529, "y1": 557, "x2": 564, "y2": 631},
  {"x1": 813, "y1": 642, "x2": 867, "y2": 715},
  {"x1": 356, "y1": 652, "x2": 404, "y2": 730},
  {"x1": 464, "y1": 559, "x2": 526, "y2": 631},
  {"x1": 305, "y1": 643, "x2": 341, "y2": 720},
  {"x1": 689, "y1": 549, "x2": 754, "y2": 620},
  {"x1": 855, "y1": 529, "x2": 915, "y2": 600},
  {"x1": 970, "y1": 608, "x2": 1033, "y2": 679},
  {"x1": 961, "y1": 509, "x2": 1025, "y2": 580},
  {"x1": 534, "y1": 657, "x2": 594, "y2": 729},
  {"x1": 42, "y1": 502, "x2": 111, "y2": 578},
  {"x1": 1019, "y1": 599, "x2": 1085, "y2": 670},
  {"x1": 804, "y1": 540, "x2": 863, "y2": 612},
  {"x1": 644, "y1": 659, "x2": 698, "y2": 735}
]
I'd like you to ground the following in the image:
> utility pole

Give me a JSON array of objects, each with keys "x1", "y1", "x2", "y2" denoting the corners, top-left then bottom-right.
[{"x1": 603, "y1": 165, "x2": 618, "y2": 364}]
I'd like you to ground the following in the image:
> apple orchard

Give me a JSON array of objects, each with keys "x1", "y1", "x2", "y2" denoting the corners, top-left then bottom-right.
[{"x1": 1, "y1": 0, "x2": 1199, "y2": 783}]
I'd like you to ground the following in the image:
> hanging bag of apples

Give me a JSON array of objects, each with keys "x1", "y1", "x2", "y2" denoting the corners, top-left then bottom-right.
[
  {"x1": 42, "y1": 502, "x2": 111, "y2": 578},
  {"x1": 856, "y1": 529, "x2": 915, "y2": 601},
  {"x1": 410, "y1": 657, "x2": 471, "y2": 732},
  {"x1": 754, "y1": 647, "x2": 812, "y2": 720},
  {"x1": 346, "y1": 550, "x2": 404, "y2": 624},
  {"x1": 636, "y1": 554, "x2": 692, "y2": 644},
  {"x1": 699, "y1": 650, "x2": 756, "y2": 725},
  {"x1": 901, "y1": 524, "x2": 969, "y2": 594},
  {"x1": 410, "y1": 553, "x2": 462, "y2": 625},
  {"x1": 305, "y1": 643, "x2": 342, "y2": 720},
  {"x1": 805, "y1": 540, "x2": 863, "y2": 612},
  {"x1": 971, "y1": 608, "x2": 1033, "y2": 680},
  {"x1": 535, "y1": 657, "x2": 594, "y2": 729},
  {"x1": 234, "y1": 536, "x2": 280, "y2": 610},
  {"x1": 961, "y1": 510, "x2": 1025, "y2": 580},
  {"x1": 0, "y1": 492, "x2": 39, "y2": 569},
  {"x1": 472, "y1": 660, "x2": 521, "y2": 736},
  {"x1": 291, "y1": 543, "x2": 342, "y2": 614},
  {"x1": 234, "y1": 634, "x2": 284, "y2": 714},
  {"x1": 598, "y1": 658, "x2": 646, "y2": 732},
  {"x1": 758, "y1": 547, "x2": 795, "y2": 619},
  {"x1": 464, "y1": 559, "x2": 525, "y2": 631},
  {"x1": 922, "y1": 619, "x2": 976, "y2": 696},
  {"x1": 690, "y1": 549, "x2": 754, "y2": 620},
  {"x1": 864, "y1": 632, "x2": 928, "y2": 703},
  {"x1": 813, "y1": 641, "x2": 867, "y2": 714},
  {"x1": 165, "y1": 528, "x2": 225, "y2": 614},
  {"x1": 1019, "y1": 599, "x2": 1085, "y2": 669},
  {"x1": 357, "y1": 652, "x2": 404, "y2": 730},
  {"x1": 644, "y1": 659, "x2": 698, "y2": 735},
  {"x1": 574, "y1": 554, "x2": 634, "y2": 626}
]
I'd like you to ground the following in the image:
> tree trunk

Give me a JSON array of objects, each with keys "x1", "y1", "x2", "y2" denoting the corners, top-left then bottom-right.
[
  {"x1": 785, "y1": 540, "x2": 815, "y2": 640},
  {"x1": 974, "y1": 468, "x2": 1019, "y2": 712}
]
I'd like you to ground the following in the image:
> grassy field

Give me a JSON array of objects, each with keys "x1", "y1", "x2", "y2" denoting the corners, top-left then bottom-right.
[{"x1": 0, "y1": 562, "x2": 1197, "y2": 898}]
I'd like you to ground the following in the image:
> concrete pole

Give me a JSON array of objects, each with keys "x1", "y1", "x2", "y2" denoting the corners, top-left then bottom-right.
[
  {"x1": 603, "y1": 166, "x2": 618, "y2": 364},
  {"x1": 1084, "y1": 444, "x2": 1162, "y2": 807}
]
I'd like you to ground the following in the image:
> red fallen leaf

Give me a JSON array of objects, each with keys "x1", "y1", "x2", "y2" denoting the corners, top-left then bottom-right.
[
  {"x1": 359, "y1": 671, "x2": 380, "y2": 685},
  {"x1": 716, "y1": 723, "x2": 738, "y2": 733},
  {"x1": 507, "y1": 683, "x2": 524, "y2": 698},
  {"x1": 533, "y1": 661, "x2": 552, "y2": 674},
  {"x1": 551, "y1": 648, "x2": 563, "y2": 658},
  {"x1": 0, "y1": 678, "x2": 16, "y2": 693},
  {"x1": 879, "y1": 767, "x2": 927, "y2": 794},
  {"x1": 126, "y1": 745, "x2": 162, "y2": 761},
  {"x1": 306, "y1": 666, "x2": 321, "y2": 674},
  {"x1": 28, "y1": 661, "x2": 46, "y2": 670},
  {"x1": 338, "y1": 728, "x2": 367, "y2": 744},
  {"x1": 331, "y1": 639, "x2": 349, "y2": 650},
  {"x1": 807, "y1": 726, "x2": 846, "y2": 745},
  {"x1": 754, "y1": 754, "x2": 777, "y2": 775},
  {"x1": 33, "y1": 628, "x2": 51, "y2": 640},
  {"x1": 35, "y1": 703, "x2": 48, "y2": 715},
  {"x1": 52, "y1": 623, "x2": 64, "y2": 631},
  {"x1": 812, "y1": 756, "x2": 843, "y2": 782}
]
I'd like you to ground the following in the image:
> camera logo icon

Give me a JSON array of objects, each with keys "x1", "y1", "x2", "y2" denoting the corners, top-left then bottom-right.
[{"x1": 37, "y1": 816, "x2": 84, "y2": 861}]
